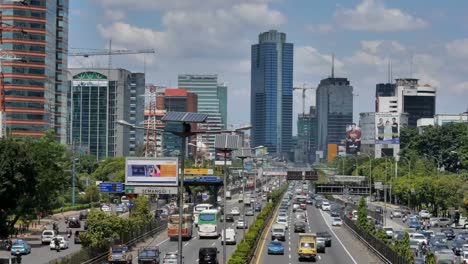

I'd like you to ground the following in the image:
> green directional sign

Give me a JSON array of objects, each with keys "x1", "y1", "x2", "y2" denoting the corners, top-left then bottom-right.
[{"x1": 125, "y1": 186, "x2": 135, "y2": 194}]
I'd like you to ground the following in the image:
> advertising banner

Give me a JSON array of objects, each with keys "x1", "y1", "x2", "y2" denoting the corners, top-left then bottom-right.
[
  {"x1": 184, "y1": 168, "x2": 213, "y2": 175},
  {"x1": 125, "y1": 157, "x2": 178, "y2": 186},
  {"x1": 327, "y1": 144, "x2": 338, "y2": 163},
  {"x1": 346, "y1": 123, "x2": 361, "y2": 154},
  {"x1": 375, "y1": 113, "x2": 400, "y2": 144}
]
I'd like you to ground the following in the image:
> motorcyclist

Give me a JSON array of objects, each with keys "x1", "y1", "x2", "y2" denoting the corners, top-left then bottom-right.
[
  {"x1": 67, "y1": 228, "x2": 72, "y2": 238},
  {"x1": 402, "y1": 215, "x2": 407, "y2": 223},
  {"x1": 54, "y1": 237, "x2": 60, "y2": 252}
]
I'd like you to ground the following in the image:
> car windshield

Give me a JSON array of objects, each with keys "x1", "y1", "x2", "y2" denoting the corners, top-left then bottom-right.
[
  {"x1": 333, "y1": 218, "x2": 341, "y2": 221},
  {"x1": 271, "y1": 241, "x2": 282, "y2": 246},
  {"x1": 295, "y1": 222, "x2": 305, "y2": 227},
  {"x1": 199, "y1": 214, "x2": 215, "y2": 221},
  {"x1": 43, "y1": 231, "x2": 53, "y2": 236},
  {"x1": 112, "y1": 246, "x2": 128, "y2": 253},
  {"x1": 273, "y1": 228, "x2": 284, "y2": 232},
  {"x1": 300, "y1": 243, "x2": 314, "y2": 248},
  {"x1": 140, "y1": 250, "x2": 158, "y2": 257}
]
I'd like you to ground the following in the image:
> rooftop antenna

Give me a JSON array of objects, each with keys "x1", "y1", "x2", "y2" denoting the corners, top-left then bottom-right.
[
  {"x1": 410, "y1": 52, "x2": 414, "y2": 78},
  {"x1": 331, "y1": 53, "x2": 335, "y2": 78},
  {"x1": 387, "y1": 59, "x2": 390, "y2": 83}
]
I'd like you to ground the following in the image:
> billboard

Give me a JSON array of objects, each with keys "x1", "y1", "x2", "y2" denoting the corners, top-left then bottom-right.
[
  {"x1": 375, "y1": 113, "x2": 400, "y2": 144},
  {"x1": 184, "y1": 168, "x2": 213, "y2": 175},
  {"x1": 125, "y1": 157, "x2": 178, "y2": 186},
  {"x1": 345, "y1": 123, "x2": 361, "y2": 154},
  {"x1": 327, "y1": 144, "x2": 338, "y2": 163}
]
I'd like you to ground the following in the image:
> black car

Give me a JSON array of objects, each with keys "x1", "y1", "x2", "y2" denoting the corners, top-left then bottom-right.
[
  {"x1": 451, "y1": 239, "x2": 466, "y2": 256},
  {"x1": 199, "y1": 247, "x2": 219, "y2": 264},
  {"x1": 440, "y1": 228, "x2": 455, "y2": 240},
  {"x1": 294, "y1": 221, "x2": 306, "y2": 233},
  {"x1": 225, "y1": 214, "x2": 234, "y2": 222},
  {"x1": 317, "y1": 231, "x2": 332, "y2": 247},
  {"x1": 68, "y1": 217, "x2": 81, "y2": 228},
  {"x1": 331, "y1": 211, "x2": 340, "y2": 217},
  {"x1": 79, "y1": 210, "x2": 88, "y2": 220}
]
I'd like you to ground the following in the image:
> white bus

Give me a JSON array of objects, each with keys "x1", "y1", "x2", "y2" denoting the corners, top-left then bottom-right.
[
  {"x1": 193, "y1": 203, "x2": 214, "y2": 226},
  {"x1": 198, "y1": 209, "x2": 221, "y2": 238}
]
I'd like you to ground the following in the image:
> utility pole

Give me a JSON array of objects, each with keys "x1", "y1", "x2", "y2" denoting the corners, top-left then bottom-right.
[{"x1": 72, "y1": 141, "x2": 76, "y2": 207}]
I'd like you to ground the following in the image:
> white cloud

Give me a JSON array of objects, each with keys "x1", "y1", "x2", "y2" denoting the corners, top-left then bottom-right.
[
  {"x1": 346, "y1": 51, "x2": 387, "y2": 66},
  {"x1": 305, "y1": 24, "x2": 334, "y2": 34},
  {"x1": 452, "y1": 82, "x2": 468, "y2": 94},
  {"x1": 295, "y1": 46, "x2": 343, "y2": 77},
  {"x1": 104, "y1": 10, "x2": 126, "y2": 21},
  {"x1": 446, "y1": 39, "x2": 468, "y2": 57},
  {"x1": 334, "y1": 0, "x2": 428, "y2": 32},
  {"x1": 96, "y1": 0, "x2": 277, "y2": 11}
]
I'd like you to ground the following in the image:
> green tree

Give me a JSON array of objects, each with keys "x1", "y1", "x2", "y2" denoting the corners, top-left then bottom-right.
[
  {"x1": 356, "y1": 197, "x2": 369, "y2": 232},
  {"x1": 91, "y1": 157, "x2": 125, "y2": 182},
  {"x1": 85, "y1": 185, "x2": 100, "y2": 204},
  {"x1": 130, "y1": 196, "x2": 152, "y2": 225},
  {"x1": 80, "y1": 210, "x2": 129, "y2": 249},
  {"x1": 394, "y1": 232, "x2": 414, "y2": 262},
  {"x1": 425, "y1": 252, "x2": 436, "y2": 264}
]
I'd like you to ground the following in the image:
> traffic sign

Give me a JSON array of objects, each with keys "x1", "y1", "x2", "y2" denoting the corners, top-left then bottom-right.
[
  {"x1": 202, "y1": 193, "x2": 209, "y2": 200},
  {"x1": 99, "y1": 183, "x2": 124, "y2": 193},
  {"x1": 125, "y1": 186, "x2": 178, "y2": 195},
  {"x1": 128, "y1": 202, "x2": 134, "y2": 209}
]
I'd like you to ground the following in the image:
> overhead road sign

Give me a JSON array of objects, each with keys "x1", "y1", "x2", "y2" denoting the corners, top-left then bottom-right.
[
  {"x1": 330, "y1": 175, "x2": 366, "y2": 183},
  {"x1": 286, "y1": 170, "x2": 318, "y2": 181},
  {"x1": 184, "y1": 176, "x2": 222, "y2": 183},
  {"x1": 125, "y1": 157, "x2": 178, "y2": 186},
  {"x1": 315, "y1": 183, "x2": 370, "y2": 195},
  {"x1": 99, "y1": 182, "x2": 124, "y2": 193},
  {"x1": 125, "y1": 186, "x2": 178, "y2": 195}
]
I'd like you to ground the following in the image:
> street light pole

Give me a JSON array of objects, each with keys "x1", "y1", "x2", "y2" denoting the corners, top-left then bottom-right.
[{"x1": 222, "y1": 151, "x2": 228, "y2": 264}]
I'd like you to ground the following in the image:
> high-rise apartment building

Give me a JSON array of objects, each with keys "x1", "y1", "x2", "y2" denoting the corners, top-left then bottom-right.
[
  {"x1": 67, "y1": 68, "x2": 145, "y2": 159},
  {"x1": 251, "y1": 30, "x2": 293, "y2": 156},
  {"x1": 316, "y1": 76, "x2": 353, "y2": 159},
  {"x1": 178, "y1": 74, "x2": 226, "y2": 154},
  {"x1": 0, "y1": 0, "x2": 69, "y2": 143},
  {"x1": 376, "y1": 78, "x2": 436, "y2": 127}
]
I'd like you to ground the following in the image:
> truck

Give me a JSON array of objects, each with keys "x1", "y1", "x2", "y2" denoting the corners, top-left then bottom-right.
[
  {"x1": 225, "y1": 191, "x2": 232, "y2": 200},
  {"x1": 108, "y1": 244, "x2": 133, "y2": 264},
  {"x1": 297, "y1": 233, "x2": 317, "y2": 261},
  {"x1": 137, "y1": 246, "x2": 160, "y2": 264}
]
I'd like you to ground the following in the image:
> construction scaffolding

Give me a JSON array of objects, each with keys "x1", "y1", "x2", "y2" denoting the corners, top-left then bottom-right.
[{"x1": 143, "y1": 85, "x2": 166, "y2": 157}]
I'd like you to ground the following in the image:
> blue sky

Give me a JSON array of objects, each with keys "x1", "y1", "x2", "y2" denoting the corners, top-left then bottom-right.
[{"x1": 69, "y1": 0, "x2": 468, "y2": 133}]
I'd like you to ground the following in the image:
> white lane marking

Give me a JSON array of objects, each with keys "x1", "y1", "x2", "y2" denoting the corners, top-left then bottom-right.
[
  {"x1": 289, "y1": 254, "x2": 291, "y2": 259},
  {"x1": 318, "y1": 255, "x2": 321, "y2": 260},
  {"x1": 211, "y1": 242, "x2": 216, "y2": 246},
  {"x1": 319, "y1": 210, "x2": 358, "y2": 264},
  {"x1": 288, "y1": 247, "x2": 291, "y2": 251},
  {"x1": 196, "y1": 259, "x2": 199, "y2": 262},
  {"x1": 184, "y1": 242, "x2": 190, "y2": 246},
  {"x1": 156, "y1": 238, "x2": 169, "y2": 246}
]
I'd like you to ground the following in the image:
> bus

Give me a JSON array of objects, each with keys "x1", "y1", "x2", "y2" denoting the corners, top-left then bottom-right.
[
  {"x1": 167, "y1": 214, "x2": 194, "y2": 240},
  {"x1": 193, "y1": 204, "x2": 214, "y2": 226},
  {"x1": 198, "y1": 209, "x2": 221, "y2": 238},
  {"x1": 296, "y1": 195, "x2": 307, "y2": 204}
]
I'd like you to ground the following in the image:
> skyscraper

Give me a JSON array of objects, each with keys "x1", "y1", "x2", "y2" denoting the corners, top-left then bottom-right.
[
  {"x1": 178, "y1": 74, "x2": 226, "y2": 154},
  {"x1": 67, "y1": 68, "x2": 145, "y2": 159},
  {"x1": 251, "y1": 30, "x2": 293, "y2": 156},
  {"x1": 316, "y1": 73, "x2": 353, "y2": 158},
  {"x1": 0, "y1": 0, "x2": 69, "y2": 142}
]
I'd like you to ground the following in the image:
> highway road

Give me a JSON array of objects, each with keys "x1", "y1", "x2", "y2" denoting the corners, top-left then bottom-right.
[
  {"x1": 256, "y1": 196, "x2": 381, "y2": 264},
  {"x1": 132, "y1": 192, "x2": 266, "y2": 263}
]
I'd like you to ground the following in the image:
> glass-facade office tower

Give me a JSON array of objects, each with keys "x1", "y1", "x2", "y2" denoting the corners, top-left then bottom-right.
[
  {"x1": 178, "y1": 74, "x2": 227, "y2": 155},
  {"x1": 316, "y1": 77, "x2": 353, "y2": 158},
  {"x1": 251, "y1": 30, "x2": 293, "y2": 156},
  {"x1": 0, "y1": 0, "x2": 69, "y2": 142},
  {"x1": 67, "y1": 69, "x2": 145, "y2": 159}
]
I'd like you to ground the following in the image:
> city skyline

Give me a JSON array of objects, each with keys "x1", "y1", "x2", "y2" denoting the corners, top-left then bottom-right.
[{"x1": 69, "y1": 0, "x2": 468, "y2": 134}]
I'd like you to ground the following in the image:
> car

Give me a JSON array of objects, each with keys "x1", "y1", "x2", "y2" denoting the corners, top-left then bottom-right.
[
  {"x1": 74, "y1": 230, "x2": 86, "y2": 244},
  {"x1": 438, "y1": 218, "x2": 452, "y2": 227},
  {"x1": 413, "y1": 257, "x2": 425, "y2": 264},
  {"x1": 276, "y1": 216, "x2": 288, "y2": 228},
  {"x1": 306, "y1": 198, "x2": 313, "y2": 204},
  {"x1": 429, "y1": 217, "x2": 439, "y2": 227},
  {"x1": 317, "y1": 231, "x2": 332, "y2": 247},
  {"x1": 430, "y1": 243, "x2": 450, "y2": 254},
  {"x1": 295, "y1": 213, "x2": 307, "y2": 222},
  {"x1": 434, "y1": 249, "x2": 457, "y2": 263},
  {"x1": 409, "y1": 239, "x2": 421, "y2": 255},
  {"x1": 267, "y1": 240, "x2": 284, "y2": 255},
  {"x1": 225, "y1": 214, "x2": 234, "y2": 222},
  {"x1": 383, "y1": 227, "x2": 394, "y2": 238},
  {"x1": 331, "y1": 210, "x2": 340, "y2": 217},
  {"x1": 391, "y1": 210, "x2": 403, "y2": 218},
  {"x1": 138, "y1": 246, "x2": 161, "y2": 264},
  {"x1": 375, "y1": 207, "x2": 384, "y2": 214},
  {"x1": 255, "y1": 203, "x2": 262, "y2": 212},
  {"x1": 49, "y1": 236, "x2": 69, "y2": 250},
  {"x1": 262, "y1": 194, "x2": 267, "y2": 201},
  {"x1": 451, "y1": 238, "x2": 467, "y2": 256},
  {"x1": 316, "y1": 237, "x2": 326, "y2": 253},
  {"x1": 300, "y1": 203, "x2": 307, "y2": 210},
  {"x1": 461, "y1": 251, "x2": 468, "y2": 264},
  {"x1": 292, "y1": 204, "x2": 300, "y2": 212},
  {"x1": 115, "y1": 205, "x2": 127, "y2": 214},
  {"x1": 101, "y1": 204, "x2": 112, "y2": 213},
  {"x1": 408, "y1": 220, "x2": 421, "y2": 230},
  {"x1": 79, "y1": 210, "x2": 89, "y2": 220},
  {"x1": 332, "y1": 218, "x2": 343, "y2": 226},
  {"x1": 419, "y1": 210, "x2": 431, "y2": 219},
  {"x1": 440, "y1": 228, "x2": 455, "y2": 240},
  {"x1": 294, "y1": 221, "x2": 306, "y2": 233},
  {"x1": 230, "y1": 207, "x2": 240, "y2": 216},
  {"x1": 236, "y1": 220, "x2": 247, "y2": 229},
  {"x1": 321, "y1": 202, "x2": 331, "y2": 211},
  {"x1": 245, "y1": 208, "x2": 254, "y2": 216},
  {"x1": 409, "y1": 233, "x2": 427, "y2": 245},
  {"x1": 162, "y1": 252, "x2": 179, "y2": 264},
  {"x1": 41, "y1": 229, "x2": 56, "y2": 245},
  {"x1": 271, "y1": 224, "x2": 287, "y2": 241},
  {"x1": 432, "y1": 232, "x2": 448, "y2": 244},
  {"x1": 221, "y1": 228, "x2": 237, "y2": 245},
  {"x1": 68, "y1": 217, "x2": 81, "y2": 228},
  {"x1": 10, "y1": 240, "x2": 31, "y2": 255},
  {"x1": 199, "y1": 247, "x2": 219, "y2": 264}
]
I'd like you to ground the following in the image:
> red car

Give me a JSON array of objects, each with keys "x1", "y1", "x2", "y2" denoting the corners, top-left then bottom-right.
[{"x1": 300, "y1": 204, "x2": 307, "y2": 210}]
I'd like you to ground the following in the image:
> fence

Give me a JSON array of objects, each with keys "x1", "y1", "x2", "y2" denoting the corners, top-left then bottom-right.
[
  {"x1": 48, "y1": 220, "x2": 167, "y2": 264},
  {"x1": 342, "y1": 216, "x2": 409, "y2": 264}
]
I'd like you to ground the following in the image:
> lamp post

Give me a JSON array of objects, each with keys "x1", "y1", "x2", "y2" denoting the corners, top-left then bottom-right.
[
  {"x1": 235, "y1": 150, "x2": 252, "y2": 244},
  {"x1": 424, "y1": 154, "x2": 440, "y2": 179},
  {"x1": 360, "y1": 153, "x2": 372, "y2": 197}
]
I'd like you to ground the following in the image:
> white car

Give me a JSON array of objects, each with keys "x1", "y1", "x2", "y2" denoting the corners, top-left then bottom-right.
[
  {"x1": 236, "y1": 219, "x2": 247, "y2": 229},
  {"x1": 461, "y1": 251, "x2": 468, "y2": 264},
  {"x1": 332, "y1": 218, "x2": 342, "y2": 226},
  {"x1": 101, "y1": 204, "x2": 112, "y2": 213},
  {"x1": 409, "y1": 233, "x2": 427, "y2": 245},
  {"x1": 321, "y1": 202, "x2": 331, "y2": 211},
  {"x1": 262, "y1": 194, "x2": 267, "y2": 201},
  {"x1": 292, "y1": 204, "x2": 300, "y2": 211},
  {"x1": 230, "y1": 207, "x2": 240, "y2": 216},
  {"x1": 41, "y1": 230, "x2": 56, "y2": 245},
  {"x1": 276, "y1": 216, "x2": 288, "y2": 229},
  {"x1": 49, "y1": 236, "x2": 69, "y2": 250},
  {"x1": 419, "y1": 210, "x2": 431, "y2": 219},
  {"x1": 383, "y1": 227, "x2": 394, "y2": 238},
  {"x1": 221, "y1": 228, "x2": 236, "y2": 245}
]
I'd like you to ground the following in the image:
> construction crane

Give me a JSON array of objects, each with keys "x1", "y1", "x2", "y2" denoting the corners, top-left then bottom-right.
[{"x1": 293, "y1": 84, "x2": 316, "y2": 115}]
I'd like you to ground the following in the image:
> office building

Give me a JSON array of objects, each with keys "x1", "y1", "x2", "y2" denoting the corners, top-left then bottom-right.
[
  {"x1": 67, "y1": 68, "x2": 145, "y2": 159},
  {"x1": 376, "y1": 78, "x2": 436, "y2": 127},
  {"x1": 316, "y1": 76, "x2": 353, "y2": 160},
  {"x1": 0, "y1": 0, "x2": 69, "y2": 142},
  {"x1": 178, "y1": 74, "x2": 226, "y2": 155},
  {"x1": 359, "y1": 112, "x2": 408, "y2": 158},
  {"x1": 417, "y1": 113, "x2": 468, "y2": 134},
  {"x1": 251, "y1": 30, "x2": 293, "y2": 156},
  {"x1": 295, "y1": 106, "x2": 317, "y2": 163},
  {"x1": 375, "y1": 83, "x2": 396, "y2": 111}
]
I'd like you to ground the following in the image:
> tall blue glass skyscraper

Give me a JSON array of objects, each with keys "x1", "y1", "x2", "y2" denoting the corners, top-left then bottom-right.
[{"x1": 251, "y1": 30, "x2": 293, "y2": 156}]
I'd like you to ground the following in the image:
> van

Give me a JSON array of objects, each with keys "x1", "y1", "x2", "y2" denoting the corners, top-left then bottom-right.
[
  {"x1": 221, "y1": 228, "x2": 236, "y2": 245},
  {"x1": 41, "y1": 230, "x2": 56, "y2": 245},
  {"x1": 271, "y1": 224, "x2": 286, "y2": 241},
  {"x1": 121, "y1": 195, "x2": 130, "y2": 205},
  {"x1": 198, "y1": 247, "x2": 219, "y2": 264}
]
